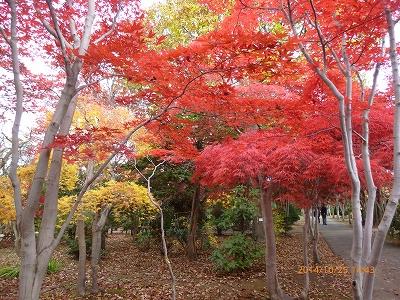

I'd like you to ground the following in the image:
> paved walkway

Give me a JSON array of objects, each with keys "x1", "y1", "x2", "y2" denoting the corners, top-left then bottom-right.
[{"x1": 303, "y1": 216, "x2": 400, "y2": 300}]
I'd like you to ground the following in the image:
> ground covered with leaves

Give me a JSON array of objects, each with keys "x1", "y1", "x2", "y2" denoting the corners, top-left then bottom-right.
[{"x1": 0, "y1": 233, "x2": 351, "y2": 299}]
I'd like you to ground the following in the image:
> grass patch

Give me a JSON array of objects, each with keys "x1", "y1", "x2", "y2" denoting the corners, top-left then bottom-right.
[{"x1": 0, "y1": 266, "x2": 19, "y2": 278}]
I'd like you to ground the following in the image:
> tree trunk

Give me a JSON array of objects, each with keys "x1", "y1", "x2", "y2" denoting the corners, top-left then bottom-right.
[
  {"x1": 335, "y1": 199, "x2": 339, "y2": 219},
  {"x1": 259, "y1": 186, "x2": 289, "y2": 300},
  {"x1": 362, "y1": 8, "x2": 400, "y2": 299},
  {"x1": 12, "y1": 221, "x2": 21, "y2": 257},
  {"x1": 349, "y1": 206, "x2": 352, "y2": 225},
  {"x1": 340, "y1": 203, "x2": 345, "y2": 222},
  {"x1": 312, "y1": 207, "x2": 320, "y2": 264},
  {"x1": 18, "y1": 92, "x2": 78, "y2": 300},
  {"x1": 91, "y1": 205, "x2": 111, "y2": 294},
  {"x1": 77, "y1": 218, "x2": 86, "y2": 296},
  {"x1": 361, "y1": 57, "x2": 381, "y2": 270},
  {"x1": 300, "y1": 208, "x2": 310, "y2": 300},
  {"x1": 187, "y1": 185, "x2": 204, "y2": 259}
]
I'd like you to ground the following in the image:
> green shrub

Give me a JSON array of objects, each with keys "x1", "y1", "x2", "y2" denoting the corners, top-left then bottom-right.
[
  {"x1": 135, "y1": 229, "x2": 153, "y2": 250},
  {"x1": 201, "y1": 222, "x2": 218, "y2": 250},
  {"x1": 208, "y1": 186, "x2": 259, "y2": 234},
  {"x1": 166, "y1": 216, "x2": 189, "y2": 248},
  {"x1": 287, "y1": 204, "x2": 301, "y2": 226},
  {"x1": 273, "y1": 208, "x2": 287, "y2": 235},
  {"x1": 47, "y1": 258, "x2": 62, "y2": 274},
  {"x1": 0, "y1": 266, "x2": 19, "y2": 278},
  {"x1": 211, "y1": 233, "x2": 262, "y2": 273},
  {"x1": 273, "y1": 204, "x2": 301, "y2": 235},
  {"x1": 0, "y1": 259, "x2": 61, "y2": 279}
]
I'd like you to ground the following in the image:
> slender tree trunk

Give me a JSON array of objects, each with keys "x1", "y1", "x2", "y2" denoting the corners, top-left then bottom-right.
[
  {"x1": 91, "y1": 213, "x2": 100, "y2": 294},
  {"x1": 77, "y1": 218, "x2": 86, "y2": 296},
  {"x1": 259, "y1": 186, "x2": 289, "y2": 300},
  {"x1": 76, "y1": 160, "x2": 93, "y2": 295},
  {"x1": 308, "y1": 211, "x2": 314, "y2": 237},
  {"x1": 312, "y1": 207, "x2": 320, "y2": 264},
  {"x1": 349, "y1": 206, "x2": 352, "y2": 225},
  {"x1": 300, "y1": 208, "x2": 310, "y2": 300},
  {"x1": 363, "y1": 8, "x2": 400, "y2": 300},
  {"x1": 335, "y1": 199, "x2": 339, "y2": 219},
  {"x1": 361, "y1": 58, "x2": 381, "y2": 270},
  {"x1": 187, "y1": 185, "x2": 204, "y2": 259},
  {"x1": 340, "y1": 203, "x2": 345, "y2": 222},
  {"x1": 91, "y1": 205, "x2": 111, "y2": 294}
]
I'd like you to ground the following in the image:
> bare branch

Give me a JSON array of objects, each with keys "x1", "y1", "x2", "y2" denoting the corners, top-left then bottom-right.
[
  {"x1": 326, "y1": 43, "x2": 346, "y2": 76},
  {"x1": 0, "y1": 27, "x2": 11, "y2": 45},
  {"x1": 33, "y1": 8, "x2": 74, "y2": 50},
  {"x1": 308, "y1": 0, "x2": 328, "y2": 73},
  {"x1": 353, "y1": 68, "x2": 365, "y2": 102},
  {"x1": 5, "y1": 0, "x2": 24, "y2": 219},
  {"x1": 93, "y1": 2, "x2": 123, "y2": 45},
  {"x1": 281, "y1": 0, "x2": 345, "y2": 101},
  {"x1": 45, "y1": 0, "x2": 71, "y2": 66},
  {"x1": 134, "y1": 158, "x2": 176, "y2": 299},
  {"x1": 353, "y1": 129, "x2": 366, "y2": 143}
]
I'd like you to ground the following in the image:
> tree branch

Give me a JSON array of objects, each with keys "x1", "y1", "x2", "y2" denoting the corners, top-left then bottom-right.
[
  {"x1": 93, "y1": 2, "x2": 123, "y2": 45},
  {"x1": 78, "y1": 0, "x2": 95, "y2": 55},
  {"x1": 0, "y1": 27, "x2": 11, "y2": 45},
  {"x1": 45, "y1": 0, "x2": 71, "y2": 66}
]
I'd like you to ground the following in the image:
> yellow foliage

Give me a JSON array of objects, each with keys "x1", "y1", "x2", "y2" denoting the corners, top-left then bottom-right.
[
  {"x1": 206, "y1": 192, "x2": 232, "y2": 208},
  {"x1": 73, "y1": 101, "x2": 132, "y2": 130},
  {"x1": 0, "y1": 162, "x2": 79, "y2": 225},
  {"x1": 57, "y1": 181, "x2": 155, "y2": 224},
  {"x1": 60, "y1": 164, "x2": 79, "y2": 192},
  {"x1": 0, "y1": 176, "x2": 15, "y2": 224},
  {"x1": 147, "y1": 0, "x2": 220, "y2": 49}
]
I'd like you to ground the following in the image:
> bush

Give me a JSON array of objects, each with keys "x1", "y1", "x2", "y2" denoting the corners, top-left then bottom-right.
[
  {"x1": 47, "y1": 258, "x2": 62, "y2": 274},
  {"x1": 201, "y1": 222, "x2": 218, "y2": 250},
  {"x1": 273, "y1": 209, "x2": 287, "y2": 236},
  {"x1": 273, "y1": 204, "x2": 301, "y2": 235},
  {"x1": 135, "y1": 228, "x2": 153, "y2": 251},
  {"x1": 0, "y1": 259, "x2": 62, "y2": 279},
  {"x1": 211, "y1": 233, "x2": 262, "y2": 273},
  {"x1": 166, "y1": 216, "x2": 189, "y2": 248},
  {"x1": 0, "y1": 266, "x2": 19, "y2": 278},
  {"x1": 208, "y1": 186, "x2": 259, "y2": 234}
]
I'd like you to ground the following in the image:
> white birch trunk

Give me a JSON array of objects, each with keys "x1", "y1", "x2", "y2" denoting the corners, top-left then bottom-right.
[
  {"x1": 362, "y1": 8, "x2": 400, "y2": 299},
  {"x1": 361, "y1": 60, "x2": 381, "y2": 269}
]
